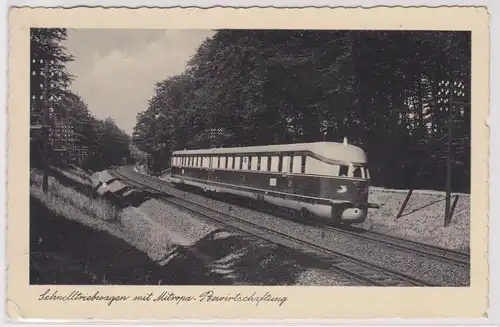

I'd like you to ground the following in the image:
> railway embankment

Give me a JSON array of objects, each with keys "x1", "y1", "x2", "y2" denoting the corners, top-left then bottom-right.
[{"x1": 30, "y1": 166, "x2": 351, "y2": 285}]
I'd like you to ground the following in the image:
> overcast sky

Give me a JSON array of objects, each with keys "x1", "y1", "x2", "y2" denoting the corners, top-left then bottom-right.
[{"x1": 63, "y1": 29, "x2": 216, "y2": 135}]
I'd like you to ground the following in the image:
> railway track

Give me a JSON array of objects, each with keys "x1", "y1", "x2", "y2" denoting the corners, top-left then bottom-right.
[
  {"x1": 112, "y1": 169, "x2": 434, "y2": 287},
  {"x1": 324, "y1": 224, "x2": 470, "y2": 267},
  {"x1": 124, "y1": 169, "x2": 470, "y2": 269}
]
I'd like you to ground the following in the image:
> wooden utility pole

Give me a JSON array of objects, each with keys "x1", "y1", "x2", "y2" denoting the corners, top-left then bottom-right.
[
  {"x1": 42, "y1": 60, "x2": 50, "y2": 193},
  {"x1": 441, "y1": 79, "x2": 466, "y2": 227},
  {"x1": 444, "y1": 90, "x2": 453, "y2": 227}
]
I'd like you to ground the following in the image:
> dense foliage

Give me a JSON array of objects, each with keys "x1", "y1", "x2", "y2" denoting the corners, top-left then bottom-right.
[
  {"x1": 133, "y1": 30, "x2": 471, "y2": 192},
  {"x1": 30, "y1": 28, "x2": 131, "y2": 171}
]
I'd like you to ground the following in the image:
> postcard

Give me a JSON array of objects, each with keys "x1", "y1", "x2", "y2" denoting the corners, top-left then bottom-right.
[{"x1": 6, "y1": 6, "x2": 489, "y2": 320}]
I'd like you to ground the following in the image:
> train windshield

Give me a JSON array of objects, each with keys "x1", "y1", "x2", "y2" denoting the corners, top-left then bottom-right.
[{"x1": 349, "y1": 164, "x2": 370, "y2": 179}]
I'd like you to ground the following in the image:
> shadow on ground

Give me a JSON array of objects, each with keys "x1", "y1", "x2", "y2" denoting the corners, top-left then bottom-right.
[{"x1": 30, "y1": 194, "x2": 346, "y2": 286}]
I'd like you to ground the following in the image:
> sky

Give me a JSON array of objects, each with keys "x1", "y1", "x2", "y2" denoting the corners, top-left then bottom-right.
[{"x1": 63, "y1": 29, "x2": 216, "y2": 135}]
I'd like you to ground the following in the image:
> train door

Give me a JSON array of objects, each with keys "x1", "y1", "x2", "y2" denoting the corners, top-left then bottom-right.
[
  {"x1": 208, "y1": 155, "x2": 213, "y2": 182},
  {"x1": 282, "y1": 154, "x2": 294, "y2": 194}
]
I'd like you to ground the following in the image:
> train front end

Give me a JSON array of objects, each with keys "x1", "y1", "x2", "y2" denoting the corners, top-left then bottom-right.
[
  {"x1": 318, "y1": 140, "x2": 377, "y2": 224},
  {"x1": 335, "y1": 169, "x2": 371, "y2": 223}
]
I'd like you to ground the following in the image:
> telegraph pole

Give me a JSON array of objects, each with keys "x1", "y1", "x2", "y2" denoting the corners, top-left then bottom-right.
[
  {"x1": 439, "y1": 79, "x2": 466, "y2": 227},
  {"x1": 42, "y1": 60, "x2": 50, "y2": 193},
  {"x1": 444, "y1": 88, "x2": 453, "y2": 227}
]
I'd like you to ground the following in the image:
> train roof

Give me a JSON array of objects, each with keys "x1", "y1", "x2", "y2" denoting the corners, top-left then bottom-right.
[{"x1": 172, "y1": 141, "x2": 368, "y2": 164}]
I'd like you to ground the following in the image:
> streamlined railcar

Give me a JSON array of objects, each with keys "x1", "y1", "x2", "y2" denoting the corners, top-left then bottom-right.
[{"x1": 169, "y1": 140, "x2": 376, "y2": 224}]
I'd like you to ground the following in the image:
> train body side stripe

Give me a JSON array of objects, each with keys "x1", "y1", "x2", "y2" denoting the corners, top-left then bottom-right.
[
  {"x1": 171, "y1": 166, "x2": 370, "y2": 204},
  {"x1": 171, "y1": 174, "x2": 356, "y2": 207}
]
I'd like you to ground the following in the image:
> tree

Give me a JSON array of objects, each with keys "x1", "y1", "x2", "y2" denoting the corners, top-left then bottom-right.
[
  {"x1": 132, "y1": 30, "x2": 471, "y2": 192},
  {"x1": 30, "y1": 28, "x2": 74, "y2": 123}
]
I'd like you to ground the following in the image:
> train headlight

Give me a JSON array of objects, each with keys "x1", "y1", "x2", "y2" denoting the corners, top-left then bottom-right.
[{"x1": 337, "y1": 185, "x2": 347, "y2": 193}]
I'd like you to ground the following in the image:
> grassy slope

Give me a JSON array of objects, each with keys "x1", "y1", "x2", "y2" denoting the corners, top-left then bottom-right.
[
  {"x1": 30, "y1": 166, "x2": 177, "y2": 284},
  {"x1": 29, "y1": 166, "x2": 309, "y2": 285}
]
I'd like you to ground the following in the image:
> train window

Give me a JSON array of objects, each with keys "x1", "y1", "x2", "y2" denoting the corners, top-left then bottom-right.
[
  {"x1": 301, "y1": 155, "x2": 306, "y2": 173},
  {"x1": 235, "y1": 156, "x2": 241, "y2": 170},
  {"x1": 251, "y1": 156, "x2": 259, "y2": 171},
  {"x1": 339, "y1": 165, "x2": 349, "y2": 177},
  {"x1": 260, "y1": 156, "x2": 268, "y2": 171},
  {"x1": 220, "y1": 156, "x2": 226, "y2": 169},
  {"x1": 282, "y1": 156, "x2": 290, "y2": 173},
  {"x1": 292, "y1": 156, "x2": 302, "y2": 173},
  {"x1": 352, "y1": 166, "x2": 363, "y2": 178},
  {"x1": 270, "y1": 156, "x2": 279, "y2": 172},
  {"x1": 365, "y1": 168, "x2": 370, "y2": 179},
  {"x1": 227, "y1": 156, "x2": 233, "y2": 169}
]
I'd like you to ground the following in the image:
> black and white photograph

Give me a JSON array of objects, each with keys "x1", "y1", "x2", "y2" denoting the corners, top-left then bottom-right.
[{"x1": 27, "y1": 26, "x2": 474, "y2": 288}]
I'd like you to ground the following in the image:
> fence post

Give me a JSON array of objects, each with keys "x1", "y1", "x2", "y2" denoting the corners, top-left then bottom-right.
[
  {"x1": 448, "y1": 194, "x2": 460, "y2": 225},
  {"x1": 396, "y1": 189, "x2": 413, "y2": 219}
]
